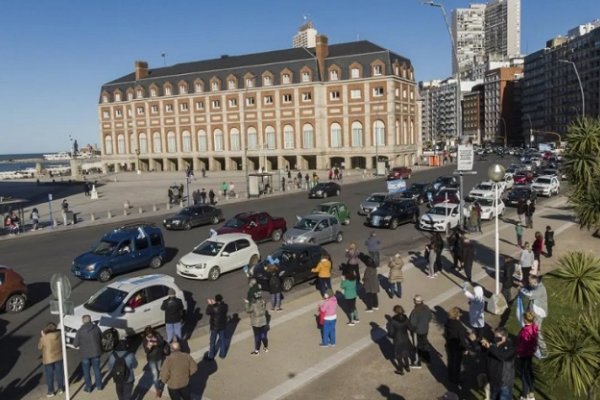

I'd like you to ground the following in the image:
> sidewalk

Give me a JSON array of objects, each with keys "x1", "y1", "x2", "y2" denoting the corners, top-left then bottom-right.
[{"x1": 22, "y1": 193, "x2": 591, "y2": 399}]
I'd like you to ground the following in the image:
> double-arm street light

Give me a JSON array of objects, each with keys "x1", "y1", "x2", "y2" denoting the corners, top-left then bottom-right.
[
  {"x1": 558, "y1": 59, "x2": 585, "y2": 118},
  {"x1": 488, "y1": 164, "x2": 506, "y2": 296}
]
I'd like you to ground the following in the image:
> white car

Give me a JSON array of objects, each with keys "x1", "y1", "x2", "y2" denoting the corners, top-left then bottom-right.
[
  {"x1": 62, "y1": 274, "x2": 186, "y2": 351},
  {"x1": 531, "y1": 175, "x2": 560, "y2": 197},
  {"x1": 468, "y1": 181, "x2": 503, "y2": 201},
  {"x1": 177, "y1": 233, "x2": 260, "y2": 280},
  {"x1": 470, "y1": 198, "x2": 505, "y2": 220},
  {"x1": 419, "y1": 203, "x2": 461, "y2": 233},
  {"x1": 502, "y1": 173, "x2": 514, "y2": 190}
]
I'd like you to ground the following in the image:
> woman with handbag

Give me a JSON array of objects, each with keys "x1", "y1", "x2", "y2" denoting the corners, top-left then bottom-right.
[
  {"x1": 142, "y1": 326, "x2": 166, "y2": 398},
  {"x1": 517, "y1": 311, "x2": 539, "y2": 400},
  {"x1": 245, "y1": 291, "x2": 269, "y2": 355}
]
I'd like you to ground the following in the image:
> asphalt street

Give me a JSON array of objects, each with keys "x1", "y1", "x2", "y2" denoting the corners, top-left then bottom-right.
[{"x1": 0, "y1": 155, "x2": 528, "y2": 397}]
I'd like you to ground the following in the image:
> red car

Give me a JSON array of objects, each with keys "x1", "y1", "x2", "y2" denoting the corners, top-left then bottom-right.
[
  {"x1": 431, "y1": 188, "x2": 461, "y2": 206},
  {"x1": 513, "y1": 171, "x2": 534, "y2": 185},
  {"x1": 387, "y1": 167, "x2": 412, "y2": 180},
  {"x1": 0, "y1": 266, "x2": 28, "y2": 313},
  {"x1": 216, "y1": 211, "x2": 287, "y2": 242}
]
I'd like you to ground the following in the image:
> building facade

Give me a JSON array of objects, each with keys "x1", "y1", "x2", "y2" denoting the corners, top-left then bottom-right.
[
  {"x1": 98, "y1": 37, "x2": 419, "y2": 173},
  {"x1": 521, "y1": 25, "x2": 600, "y2": 143},
  {"x1": 483, "y1": 66, "x2": 523, "y2": 144},
  {"x1": 293, "y1": 21, "x2": 318, "y2": 48},
  {"x1": 484, "y1": 0, "x2": 521, "y2": 60},
  {"x1": 452, "y1": 4, "x2": 486, "y2": 79},
  {"x1": 462, "y1": 84, "x2": 485, "y2": 144}
]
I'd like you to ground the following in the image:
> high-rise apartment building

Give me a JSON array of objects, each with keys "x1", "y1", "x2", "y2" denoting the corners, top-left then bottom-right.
[
  {"x1": 483, "y1": 66, "x2": 523, "y2": 144},
  {"x1": 292, "y1": 21, "x2": 318, "y2": 48},
  {"x1": 484, "y1": 0, "x2": 521, "y2": 60},
  {"x1": 452, "y1": 4, "x2": 486, "y2": 78},
  {"x1": 462, "y1": 84, "x2": 485, "y2": 144}
]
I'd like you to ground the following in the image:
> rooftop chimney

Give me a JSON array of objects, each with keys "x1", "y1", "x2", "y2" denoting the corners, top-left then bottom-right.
[
  {"x1": 135, "y1": 60, "x2": 148, "y2": 80},
  {"x1": 315, "y1": 35, "x2": 329, "y2": 81}
]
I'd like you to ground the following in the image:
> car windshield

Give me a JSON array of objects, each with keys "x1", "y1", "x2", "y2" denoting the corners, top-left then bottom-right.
[
  {"x1": 438, "y1": 190, "x2": 456, "y2": 197},
  {"x1": 193, "y1": 240, "x2": 224, "y2": 256},
  {"x1": 428, "y1": 206, "x2": 454, "y2": 216},
  {"x1": 511, "y1": 188, "x2": 529, "y2": 195},
  {"x1": 313, "y1": 205, "x2": 331, "y2": 213},
  {"x1": 223, "y1": 217, "x2": 246, "y2": 228},
  {"x1": 367, "y1": 195, "x2": 386, "y2": 202},
  {"x1": 91, "y1": 239, "x2": 118, "y2": 255},
  {"x1": 313, "y1": 183, "x2": 327, "y2": 190},
  {"x1": 378, "y1": 201, "x2": 395, "y2": 210},
  {"x1": 477, "y1": 198, "x2": 495, "y2": 207},
  {"x1": 294, "y1": 218, "x2": 318, "y2": 230},
  {"x1": 177, "y1": 209, "x2": 193, "y2": 216},
  {"x1": 85, "y1": 287, "x2": 128, "y2": 313},
  {"x1": 476, "y1": 184, "x2": 493, "y2": 191},
  {"x1": 410, "y1": 184, "x2": 426, "y2": 191},
  {"x1": 536, "y1": 178, "x2": 552, "y2": 184}
]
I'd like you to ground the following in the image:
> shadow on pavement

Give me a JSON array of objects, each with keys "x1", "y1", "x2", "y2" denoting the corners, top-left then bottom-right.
[
  {"x1": 26, "y1": 282, "x2": 52, "y2": 308},
  {"x1": 182, "y1": 291, "x2": 203, "y2": 341},
  {"x1": 376, "y1": 384, "x2": 406, "y2": 400},
  {"x1": 369, "y1": 322, "x2": 396, "y2": 369},
  {"x1": 164, "y1": 247, "x2": 179, "y2": 263},
  {"x1": 190, "y1": 358, "x2": 218, "y2": 399},
  {"x1": 223, "y1": 313, "x2": 240, "y2": 358}
]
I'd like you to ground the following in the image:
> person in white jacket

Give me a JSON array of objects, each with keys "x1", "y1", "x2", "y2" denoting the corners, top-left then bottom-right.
[{"x1": 464, "y1": 284, "x2": 485, "y2": 339}]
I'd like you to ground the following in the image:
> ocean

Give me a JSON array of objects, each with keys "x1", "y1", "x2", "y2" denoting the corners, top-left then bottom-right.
[{"x1": 0, "y1": 153, "x2": 67, "y2": 173}]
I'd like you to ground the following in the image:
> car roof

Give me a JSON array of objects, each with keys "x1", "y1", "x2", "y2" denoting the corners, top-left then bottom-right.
[
  {"x1": 104, "y1": 223, "x2": 161, "y2": 240},
  {"x1": 535, "y1": 175, "x2": 555, "y2": 179},
  {"x1": 317, "y1": 201, "x2": 343, "y2": 206},
  {"x1": 108, "y1": 274, "x2": 176, "y2": 292},
  {"x1": 430, "y1": 203, "x2": 457, "y2": 209},
  {"x1": 234, "y1": 211, "x2": 259, "y2": 219},
  {"x1": 211, "y1": 233, "x2": 254, "y2": 241},
  {"x1": 301, "y1": 213, "x2": 334, "y2": 220},
  {"x1": 367, "y1": 192, "x2": 389, "y2": 197}
]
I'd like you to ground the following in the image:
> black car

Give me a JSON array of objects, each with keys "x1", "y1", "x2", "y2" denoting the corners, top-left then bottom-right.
[
  {"x1": 308, "y1": 182, "x2": 341, "y2": 199},
  {"x1": 401, "y1": 183, "x2": 433, "y2": 204},
  {"x1": 505, "y1": 186, "x2": 537, "y2": 207},
  {"x1": 252, "y1": 244, "x2": 328, "y2": 291},
  {"x1": 162, "y1": 205, "x2": 223, "y2": 230},
  {"x1": 433, "y1": 176, "x2": 458, "y2": 191},
  {"x1": 366, "y1": 199, "x2": 420, "y2": 229}
]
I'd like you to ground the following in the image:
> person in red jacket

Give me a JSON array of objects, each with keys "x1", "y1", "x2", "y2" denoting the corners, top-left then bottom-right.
[{"x1": 517, "y1": 311, "x2": 539, "y2": 400}]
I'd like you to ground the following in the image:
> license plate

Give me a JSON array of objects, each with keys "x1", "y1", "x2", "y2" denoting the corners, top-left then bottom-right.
[{"x1": 74, "y1": 271, "x2": 81, "y2": 276}]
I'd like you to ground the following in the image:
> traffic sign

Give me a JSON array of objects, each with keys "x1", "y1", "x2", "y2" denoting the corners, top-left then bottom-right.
[
  {"x1": 50, "y1": 300, "x2": 74, "y2": 315},
  {"x1": 457, "y1": 145, "x2": 474, "y2": 171},
  {"x1": 50, "y1": 273, "x2": 72, "y2": 300}
]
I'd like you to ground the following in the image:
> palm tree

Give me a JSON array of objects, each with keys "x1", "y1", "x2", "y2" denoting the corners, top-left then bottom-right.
[{"x1": 543, "y1": 252, "x2": 600, "y2": 398}]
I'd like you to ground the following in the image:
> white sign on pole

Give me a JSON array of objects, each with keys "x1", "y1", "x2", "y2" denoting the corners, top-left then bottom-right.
[
  {"x1": 457, "y1": 145, "x2": 474, "y2": 171},
  {"x1": 57, "y1": 280, "x2": 71, "y2": 400}
]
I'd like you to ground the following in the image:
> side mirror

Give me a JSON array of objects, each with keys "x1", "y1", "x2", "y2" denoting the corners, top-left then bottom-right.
[
  {"x1": 123, "y1": 306, "x2": 134, "y2": 313},
  {"x1": 221, "y1": 252, "x2": 230, "y2": 257}
]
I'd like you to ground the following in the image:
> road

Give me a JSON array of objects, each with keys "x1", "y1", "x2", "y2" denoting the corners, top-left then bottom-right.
[{"x1": 0, "y1": 156, "x2": 529, "y2": 397}]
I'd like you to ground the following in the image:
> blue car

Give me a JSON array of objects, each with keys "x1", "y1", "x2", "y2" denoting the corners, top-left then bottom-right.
[{"x1": 72, "y1": 223, "x2": 167, "y2": 282}]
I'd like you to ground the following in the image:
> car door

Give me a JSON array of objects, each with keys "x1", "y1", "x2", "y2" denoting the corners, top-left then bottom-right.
[
  {"x1": 121, "y1": 289, "x2": 152, "y2": 335},
  {"x1": 190, "y1": 206, "x2": 202, "y2": 226},
  {"x1": 134, "y1": 234, "x2": 153, "y2": 268},
  {"x1": 314, "y1": 219, "x2": 329, "y2": 244},
  {"x1": 295, "y1": 250, "x2": 313, "y2": 281},
  {"x1": 220, "y1": 241, "x2": 239, "y2": 273},
  {"x1": 256, "y1": 214, "x2": 270, "y2": 240},
  {"x1": 338, "y1": 204, "x2": 349, "y2": 222},
  {"x1": 145, "y1": 285, "x2": 171, "y2": 327},
  {"x1": 235, "y1": 239, "x2": 252, "y2": 267},
  {"x1": 113, "y1": 239, "x2": 138, "y2": 274}
]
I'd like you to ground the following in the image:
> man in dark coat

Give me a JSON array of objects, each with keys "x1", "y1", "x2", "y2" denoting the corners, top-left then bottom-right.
[
  {"x1": 73, "y1": 314, "x2": 103, "y2": 392},
  {"x1": 524, "y1": 200, "x2": 535, "y2": 229},
  {"x1": 387, "y1": 305, "x2": 414, "y2": 375},
  {"x1": 448, "y1": 229, "x2": 464, "y2": 270},
  {"x1": 199, "y1": 188, "x2": 207, "y2": 204},
  {"x1": 408, "y1": 295, "x2": 432, "y2": 367},
  {"x1": 359, "y1": 252, "x2": 380, "y2": 311},
  {"x1": 481, "y1": 327, "x2": 516, "y2": 399},
  {"x1": 431, "y1": 233, "x2": 444, "y2": 273},
  {"x1": 161, "y1": 290, "x2": 185, "y2": 343},
  {"x1": 208, "y1": 189, "x2": 216, "y2": 205},
  {"x1": 444, "y1": 307, "x2": 469, "y2": 385},
  {"x1": 462, "y1": 237, "x2": 475, "y2": 282},
  {"x1": 205, "y1": 294, "x2": 228, "y2": 360},
  {"x1": 517, "y1": 199, "x2": 526, "y2": 224},
  {"x1": 501, "y1": 256, "x2": 516, "y2": 303}
]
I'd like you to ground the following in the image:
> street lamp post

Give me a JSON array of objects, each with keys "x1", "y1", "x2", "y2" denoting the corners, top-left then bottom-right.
[
  {"x1": 559, "y1": 59, "x2": 585, "y2": 118},
  {"x1": 488, "y1": 164, "x2": 505, "y2": 296}
]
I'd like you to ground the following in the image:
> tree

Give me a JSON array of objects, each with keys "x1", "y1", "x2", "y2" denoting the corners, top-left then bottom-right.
[{"x1": 544, "y1": 252, "x2": 600, "y2": 398}]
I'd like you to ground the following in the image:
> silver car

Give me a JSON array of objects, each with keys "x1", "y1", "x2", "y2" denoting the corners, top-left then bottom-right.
[
  {"x1": 358, "y1": 192, "x2": 388, "y2": 215},
  {"x1": 283, "y1": 214, "x2": 343, "y2": 245}
]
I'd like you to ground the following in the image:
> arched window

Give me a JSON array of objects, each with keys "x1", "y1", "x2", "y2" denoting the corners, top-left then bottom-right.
[
  {"x1": 265, "y1": 126, "x2": 276, "y2": 150},
  {"x1": 247, "y1": 127, "x2": 258, "y2": 150},
  {"x1": 179, "y1": 83, "x2": 187, "y2": 94},
  {"x1": 182, "y1": 131, "x2": 191, "y2": 152},
  {"x1": 302, "y1": 124, "x2": 314, "y2": 149},
  {"x1": 152, "y1": 132, "x2": 162, "y2": 153},
  {"x1": 330, "y1": 123, "x2": 342, "y2": 148},
  {"x1": 283, "y1": 125, "x2": 294, "y2": 149},
  {"x1": 230, "y1": 128, "x2": 241, "y2": 151},
  {"x1": 117, "y1": 134, "x2": 126, "y2": 154},
  {"x1": 139, "y1": 133, "x2": 148, "y2": 154},
  {"x1": 197, "y1": 129, "x2": 207, "y2": 151},
  {"x1": 129, "y1": 133, "x2": 137, "y2": 154},
  {"x1": 373, "y1": 120, "x2": 385, "y2": 147},
  {"x1": 214, "y1": 129, "x2": 224, "y2": 151},
  {"x1": 167, "y1": 132, "x2": 177, "y2": 153},
  {"x1": 104, "y1": 135, "x2": 113, "y2": 155},
  {"x1": 351, "y1": 121, "x2": 363, "y2": 147}
]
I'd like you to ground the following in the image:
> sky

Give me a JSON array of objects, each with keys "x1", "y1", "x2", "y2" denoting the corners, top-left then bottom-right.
[{"x1": 1, "y1": 0, "x2": 598, "y2": 154}]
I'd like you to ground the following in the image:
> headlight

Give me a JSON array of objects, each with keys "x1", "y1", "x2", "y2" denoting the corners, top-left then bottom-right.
[
  {"x1": 86, "y1": 264, "x2": 96, "y2": 271},
  {"x1": 194, "y1": 263, "x2": 206, "y2": 269},
  {"x1": 163, "y1": 219, "x2": 167, "y2": 224},
  {"x1": 316, "y1": 190, "x2": 322, "y2": 195},
  {"x1": 383, "y1": 216, "x2": 392, "y2": 220},
  {"x1": 296, "y1": 236, "x2": 307, "y2": 242}
]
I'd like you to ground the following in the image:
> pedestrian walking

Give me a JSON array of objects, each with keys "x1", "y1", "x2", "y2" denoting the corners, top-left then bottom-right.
[
  {"x1": 448, "y1": 229, "x2": 464, "y2": 270},
  {"x1": 387, "y1": 253, "x2": 404, "y2": 298},
  {"x1": 245, "y1": 291, "x2": 269, "y2": 355},
  {"x1": 444, "y1": 307, "x2": 469, "y2": 385},
  {"x1": 161, "y1": 289, "x2": 185, "y2": 343},
  {"x1": 431, "y1": 232, "x2": 444, "y2": 273},
  {"x1": 519, "y1": 243, "x2": 535, "y2": 285},
  {"x1": 474, "y1": 202, "x2": 483, "y2": 233},
  {"x1": 159, "y1": 341, "x2": 198, "y2": 400},
  {"x1": 387, "y1": 305, "x2": 414, "y2": 375},
  {"x1": 267, "y1": 265, "x2": 283, "y2": 311},
  {"x1": 61, "y1": 199, "x2": 69, "y2": 226},
  {"x1": 462, "y1": 237, "x2": 475, "y2": 282},
  {"x1": 481, "y1": 327, "x2": 516, "y2": 400},
  {"x1": 205, "y1": 294, "x2": 228, "y2": 360},
  {"x1": 424, "y1": 243, "x2": 436, "y2": 278},
  {"x1": 515, "y1": 222, "x2": 524, "y2": 248},
  {"x1": 73, "y1": 315, "x2": 103, "y2": 393},
  {"x1": 532, "y1": 231, "x2": 543, "y2": 271},
  {"x1": 142, "y1": 326, "x2": 166, "y2": 398},
  {"x1": 201, "y1": 167, "x2": 206, "y2": 177},
  {"x1": 38, "y1": 322, "x2": 65, "y2": 397},
  {"x1": 408, "y1": 295, "x2": 432, "y2": 367},
  {"x1": 464, "y1": 284, "x2": 485, "y2": 340},
  {"x1": 318, "y1": 289, "x2": 338, "y2": 347},
  {"x1": 199, "y1": 188, "x2": 207, "y2": 204},
  {"x1": 30, "y1": 207, "x2": 40, "y2": 231},
  {"x1": 281, "y1": 176, "x2": 286, "y2": 192},
  {"x1": 544, "y1": 225, "x2": 555, "y2": 257},
  {"x1": 517, "y1": 199, "x2": 526, "y2": 224},
  {"x1": 365, "y1": 231, "x2": 381, "y2": 267},
  {"x1": 304, "y1": 173, "x2": 310, "y2": 189},
  {"x1": 311, "y1": 253, "x2": 332, "y2": 296},
  {"x1": 517, "y1": 311, "x2": 539, "y2": 400},
  {"x1": 107, "y1": 339, "x2": 137, "y2": 400},
  {"x1": 220, "y1": 181, "x2": 229, "y2": 197},
  {"x1": 525, "y1": 200, "x2": 535, "y2": 229},
  {"x1": 208, "y1": 189, "x2": 216, "y2": 205},
  {"x1": 469, "y1": 206, "x2": 479, "y2": 233},
  {"x1": 340, "y1": 271, "x2": 359, "y2": 325},
  {"x1": 360, "y1": 252, "x2": 380, "y2": 312},
  {"x1": 345, "y1": 242, "x2": 361, "y2": 285},
  {"x1": 519, "y1": 275, "x2": 548, "y2": 357}
]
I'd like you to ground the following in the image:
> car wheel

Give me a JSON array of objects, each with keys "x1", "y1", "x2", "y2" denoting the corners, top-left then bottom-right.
[
  {"x1": 5, "y1": 294, "x2": 26, "y2": 313},
  {"x1": 101, "y1": 329, "x2": 118, "y2": 352},
  {"x1": 98, "y1": 268, "x2": 112, "y2": 282},
  {"x1": 211, "y1": 215, "x2": 220, "y2": 225},
  {"x1": 249, "y1": 255, "x2": 259, "y2": 268},
  {"x1": 335, "y1": 189, "x2": 341, "y2": 196},
  {"x1": 208, "y1": 266, "x2": 221, "y2": 281},
  {"x1": 271, "y1": 229, "x2": 283, "y2": 242},
  {"x1": 344, "y1": 218, "x2": 350, "y2": 225},
  {"x1": 323, "y1": 192, "x2": 328, "y2": 198},
  {"x1": 184, "y1": 221, "x2": 192, "y2": 230},
  {"x1": 282, "y1": 277, "x2": 294, "y2": 292},
  {"x1": 150, "y1": 256, "x2": 163, "y2": 269},
  {"x1": 336, "y1": 232, "x2": 343, "y2": 243},
  {"x1": 390, "y1": 218, "x2": 399, "y2": 230}
]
